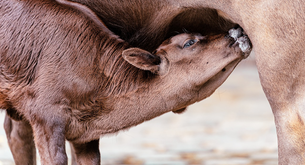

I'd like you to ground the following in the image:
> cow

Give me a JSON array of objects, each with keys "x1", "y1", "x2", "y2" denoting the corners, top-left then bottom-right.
[
  {"x1": 0, "y1": 0, "x2": 251, "y2": 164},
  {"x1": 59, "y1": 0, "x2": 305, "y2": 164},
  {"x1": 69, "y1": 0, "x2": 237, "y2": 52}
]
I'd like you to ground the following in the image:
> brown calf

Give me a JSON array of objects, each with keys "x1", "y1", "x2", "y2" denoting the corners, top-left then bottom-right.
[
  {"x1": 1, "y1": 0, "x2": 251, "y2": 164},
  {"x1": 67, "y1": 0, "x2": 305, "y2": 164}
]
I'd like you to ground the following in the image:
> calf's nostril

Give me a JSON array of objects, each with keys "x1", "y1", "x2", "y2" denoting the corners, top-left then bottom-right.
[{"x1": 222, "y1": 68, "x2": 226, "y2": 72}]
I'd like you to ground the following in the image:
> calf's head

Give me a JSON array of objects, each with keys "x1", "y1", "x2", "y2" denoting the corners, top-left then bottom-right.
[{"x1": 122, "y1": 31, "x2": 251, "y2": 112}]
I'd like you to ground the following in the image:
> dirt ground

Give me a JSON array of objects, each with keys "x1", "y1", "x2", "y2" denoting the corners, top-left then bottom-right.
[{"x1": 0, "y1": 55, "x2": 278, "y2": 165}]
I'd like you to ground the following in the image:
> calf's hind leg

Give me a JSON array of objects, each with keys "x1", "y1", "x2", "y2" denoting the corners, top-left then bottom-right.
[{"x1": 4, "y1": 114, "x2": 36, "y2": 165}]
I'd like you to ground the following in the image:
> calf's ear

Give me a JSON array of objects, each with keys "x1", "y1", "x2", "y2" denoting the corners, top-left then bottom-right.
[{"x1": 122, "y1": 48, "x2": 169, "y2": 75}]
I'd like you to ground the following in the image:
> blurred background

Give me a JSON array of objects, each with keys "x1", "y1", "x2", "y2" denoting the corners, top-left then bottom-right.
[{"x1": 0, "y1": 54, "x2": 278, "y2": 165}]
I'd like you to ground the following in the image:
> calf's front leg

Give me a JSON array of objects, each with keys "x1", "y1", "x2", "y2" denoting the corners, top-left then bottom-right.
[
  {"x1": 70, "y1": 140, "x2": 101, "y2": 165},
  {"x1": 29, "y1": 110, "x2": 68, "y2": 165}
]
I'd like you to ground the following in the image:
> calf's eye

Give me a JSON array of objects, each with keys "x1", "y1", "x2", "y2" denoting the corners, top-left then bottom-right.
[{"x1": 183, "y1": 39, "x2": 197, "y2": 48}]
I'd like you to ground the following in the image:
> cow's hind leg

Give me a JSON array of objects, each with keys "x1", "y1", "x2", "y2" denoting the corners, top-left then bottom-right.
[
  {"x1": 257, "y1": 51, "x2": 305, "y2": 164},
  {"x1": 4, "y1": 114, "x2": 36, "y2": 165},
  {"x1": 254, "y1": 36, "x2": 305, "y2": 164}
]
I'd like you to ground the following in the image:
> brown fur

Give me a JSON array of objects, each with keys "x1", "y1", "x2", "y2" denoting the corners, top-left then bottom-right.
[
  {"x1": 66, "y1": 0, "x2": 305, "y2": 164},
  {"x1": 1, "y1": 0, "x2": 250, "y2": 164}
]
